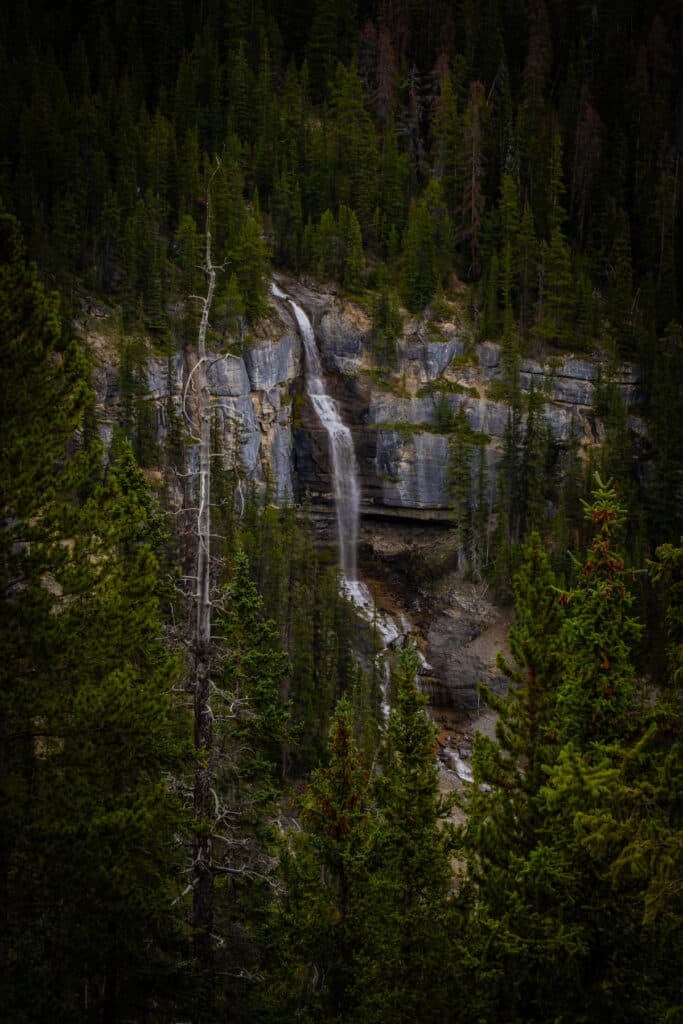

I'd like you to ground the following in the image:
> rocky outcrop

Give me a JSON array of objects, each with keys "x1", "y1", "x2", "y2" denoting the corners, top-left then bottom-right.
[
  {"x1": 244, "y1": 332, "x2": 301, "y2": 390},
  {"x1": 88, "y1": 277, "x2": 643, "y2": 519}
]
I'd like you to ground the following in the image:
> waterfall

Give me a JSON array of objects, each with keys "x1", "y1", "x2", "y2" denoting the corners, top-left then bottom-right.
[
  {"x1": 272, "y1": 282, "x2": 412, "y2": 719},
  {"x1": 272, "y1": 283, "x2": 360, "y2": 582}
]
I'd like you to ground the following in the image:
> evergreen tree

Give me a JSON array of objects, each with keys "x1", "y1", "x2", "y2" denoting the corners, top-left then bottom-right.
[
  {"x1": 210, "y1": 550, "x2": 290, "y2": 1013},
  {"x1": 519, "y1": 383, "x2": 551, "y2": 537},
  {"x1": 401, "y1": 193, "x2": 437, "y2": 312},
  {"x1": 370, "y1": 263, "x2": 403, "y2": 366},
  {"x1": 555, "y1": 475, "x2": 641, "y2": 750},
  {"x1": 433, "y1": 70, "x2": 461, "y2": 218},
  {"x1": 232, "y1": 208, "x2": 269, "y2": 325},
  {"x1": 353, "y1": 643, "x2": 456, "y2": 1023},
  {"x1": 263, "y1": 696, "x2": 369, "y2": 1021},
  {"x1": 338, "y1": 203, "x2": 365, "y2": 289},
  {"x1": 517, "y1": 197, "x2": 538, "y2": 337},
  {"x1": 331, "y1": 60, "x2": 379, "y2": 237},
  {"x1": 533, "y1": 225, "x2": 574, "y2": 348},
  {"x1": 460, "y1": 79, "x2": 487, "y2": 278},
  {"x1": 0, "y1": 223, "x2": 193, "y2": 1020},
  {"x1": 378, "y1": 117, "x2": 409, "y2": 256},
  {"x1": 455, "y1": 534, "x2": 566, "y2": 1021}
]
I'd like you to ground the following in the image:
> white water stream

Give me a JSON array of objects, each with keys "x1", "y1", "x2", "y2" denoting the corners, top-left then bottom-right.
[
  {"x1": 272, "y1": 282, "x2": 409, "y2": 717},
  {"x1": 272, "y1": 283, "x2": 360, "y2": 582}
]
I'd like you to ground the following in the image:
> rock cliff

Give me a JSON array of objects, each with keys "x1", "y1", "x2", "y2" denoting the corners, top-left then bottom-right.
[{"x1": 87, "y1": 278, "x2": 642, "y2": 520}]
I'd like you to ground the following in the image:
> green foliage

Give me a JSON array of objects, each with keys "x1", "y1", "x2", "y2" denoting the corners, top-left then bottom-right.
[
  {"x1": 306, "y1": 205, "x2": 366, "y2": 288},
  {"x1": 353, "y1": 643, "x2": 456, "y2": 1022},
  {"x1": 457, "y1": 500, "x2": 680, "y2": 1024},
  {"x1": 231, "y1": 209, "x2": 270, "y2": 325},
  {"x1": 401, "y1": 193, "x2": 437, "y2": 312},
  {"x1": 264, "y1": 646, "x2": 456, "y2": 1022},
  {"x1": 555, "y1": 475, "x2": 641, "y2": 749},
  {"x1": 209, "y1": 550, "x2": 290, "y2": 1005},
  {"x1": 370, "y1": 263, "x2": 402, "y2": 366},
  {"x1": 3, "y1": 4, "x2": 683, "y2": 1018},
  {"x1": 261, "y1": 696, "x2": 369, "y2": 1021},
  {"x1": 0, "y1": 224, "x2": 193, "y2": 1020},
  {"x1": 532, "y1": 225, "x2": 575, "y2": 349}
]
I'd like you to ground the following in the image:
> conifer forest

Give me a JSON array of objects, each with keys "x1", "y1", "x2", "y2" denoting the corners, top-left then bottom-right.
[{"x1": 1, "y1": 0, "x2": 683, "y2": 1020}]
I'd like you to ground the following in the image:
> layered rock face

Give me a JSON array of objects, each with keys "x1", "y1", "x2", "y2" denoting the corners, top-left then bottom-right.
[
  {"x1": 292, "y1": 281, "x2": 641, "y2": 514},
  {"x1": 90, "y1": 279, "x2": 641, "y2": 517}
]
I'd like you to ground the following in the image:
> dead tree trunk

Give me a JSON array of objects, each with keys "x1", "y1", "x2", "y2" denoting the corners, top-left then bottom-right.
[{"x1": 191, "y1": 162, "x2": 219, "y2": 974}]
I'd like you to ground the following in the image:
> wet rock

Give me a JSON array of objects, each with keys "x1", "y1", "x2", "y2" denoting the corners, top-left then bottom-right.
[
  {"x1": 397, "y1": 335, "x2": 465, "y2": 381},
  {"x1": 461, "y1": 395, "x2": 515, "y2": 437},
  {"x1": 367, "y1": 393, "x2": 439, "y2": 426},
  {"x1": 269, "y1": 421, "x2": 295, "y2": 500},
  {"x1": 146, "y1": 353, "x2": 184, "y2": 396},
  {"x1": 245, "y1": 333, "x2": 301, "y2": 390},
  {"x1": 316, "y1": 303, "x2": 368, "y2": 376},
  {"x1": 376, "y1": 431, "x2": 450, "y2": 508},
  {"x1": 478, "y1": 341, "x2": 501, "y2": 372},
  {"x1": 215, "y1": 395, "x2": 260, "y2": 474},
  {"x1": 205, "y1": 353, "x2": 250, "y2": 396}
]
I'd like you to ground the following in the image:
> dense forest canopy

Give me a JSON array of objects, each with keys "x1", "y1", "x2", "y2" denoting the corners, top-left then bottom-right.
[{"x1": 1, "y1": 1, "x2": 682, "y2": 1022}]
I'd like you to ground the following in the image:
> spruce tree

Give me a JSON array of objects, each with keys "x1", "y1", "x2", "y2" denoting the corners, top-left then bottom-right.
[
  {"x1": 0, "y1": 225, "x2": 194, "y2": 1020},
  {"x1": 263, "y1": 696, "x2": 369, "y2": 1021},
  {"x1": 401, "y1": 194, "x2": 437, "y2": 312},
  {"x1": 353, "y1": 644, "x2": 456, "y2": 1023},
  {"x1": 210, "y1": 550, "x2": 290, "y2": 1014},
  {"x1": 555, "y1": 475, "x2": 641, "y2": 750}
]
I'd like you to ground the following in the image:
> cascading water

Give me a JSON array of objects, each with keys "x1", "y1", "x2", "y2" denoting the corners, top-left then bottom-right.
[
  {"x1": 272, "y1": 283, "x2": 360, "y2": 582},
  {"x1": 272, "y1": 282, "x2": 409, "y2": 716}
]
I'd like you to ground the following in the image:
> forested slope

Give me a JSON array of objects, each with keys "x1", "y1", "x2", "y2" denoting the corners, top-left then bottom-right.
[{"x1": 1, "y1": 2, "x2": 682, "y2": 1021}]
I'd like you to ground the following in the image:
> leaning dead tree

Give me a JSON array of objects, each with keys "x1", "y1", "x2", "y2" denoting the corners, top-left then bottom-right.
[{"x1": 187, "y1": 159, "x2": 220, "y2": 972}]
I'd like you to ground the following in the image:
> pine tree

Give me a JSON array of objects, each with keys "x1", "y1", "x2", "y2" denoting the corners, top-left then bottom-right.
[
  {"x1": 607, "y1": 209, "x2": 635, "y2": 357},
  {"x1": 331, "y1": 61, "x2": 379, "y2": 237},
  {"x1": 456, "y1": 516, "x2": 657, "y2": 1024},
  {"x1": 0, "y1": 224, "x2": 193, "y2": 1019},
  {"x1": 370, "y1": 263, "x2": 403, "y2": 367},
  {"x1": 455, "y1": 538, "x2": 566, "y2": 1024},
  {"x1": 645, "y1": 321, "x2": 683, "y2": 547},
  {"x1": 555, "y1": 475, "x2": 641, "y2": 750},
  {"x1": 519, "y1": 383, "x2": 551, "y2": 537},
  {"x1": 460, "y1": 80, "x2": 487, "y2": 278},
  {"x1": 377, "y1": 117, "x2": 409, "y2": 256},
  {"x1": 232, "y1": 208, "x2": 269, "y2": 325},
  {"x1": 353, "y1": 643, "x2": 456, "y2": 1023},
  {"x1": 481, "y1": 247, "x2": 499, "y2": 339},
  {"x1": 401, "y1": 194, "x2": 437, "y2": 312},
  {"x1": 338, "y1": 203, "x2": 365, "y2": 289},
  {"x1": 433, "y1": 70, "x2": 461, "y2": 218},
  {"x1": 499, "y1": 172, "x2": 520, "y2": 318},
  {"x1": 209, "y1": 550, "x2": 290, "y2": 1011},
  {"x1": 263, "y1": 696, "x2": 369, "y2": 1021},
  {"x1": 533, "y1": 225, "x2": 574, "y2": 348},
  {"x1": 517, "y1": 198, "x2": 538, "y2": 337}
]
